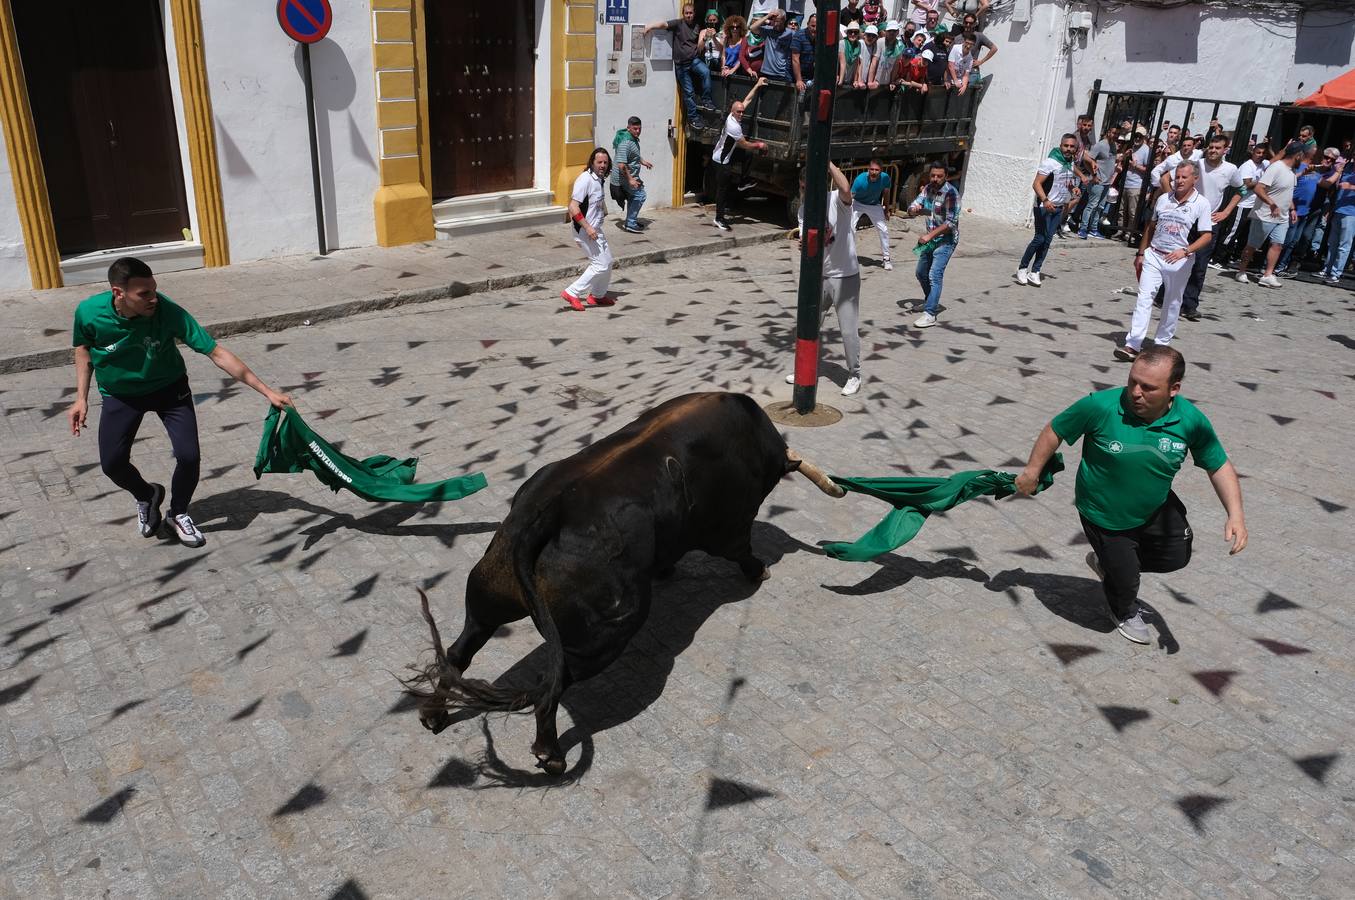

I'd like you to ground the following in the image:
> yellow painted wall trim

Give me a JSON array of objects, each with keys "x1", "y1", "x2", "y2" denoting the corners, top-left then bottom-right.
[
  {"x1": 370, "y1": 1, "x2": 432, "y2": 245},
  {"x1": 671, "y1": 91, "x2": 686, "y2": 208},
  {"x1": 168, "y1": 0, "x2": 229, "y2": 268},
  {"x1": 0, "y1": 0, "x2": 60, "y2": 289},
  {"x1": 552, "y1": 0, "x2": 596, "y2": 206}
]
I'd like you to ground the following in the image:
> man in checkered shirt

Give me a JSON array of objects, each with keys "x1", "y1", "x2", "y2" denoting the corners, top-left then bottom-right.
[{"x1": 904, "y1": 161, "x2": 961, "y2": 329}]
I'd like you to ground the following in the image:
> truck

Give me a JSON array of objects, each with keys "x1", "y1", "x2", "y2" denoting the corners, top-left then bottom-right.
[{"x1": 684, "y1": 74, "x2": 990, "y2": 219}]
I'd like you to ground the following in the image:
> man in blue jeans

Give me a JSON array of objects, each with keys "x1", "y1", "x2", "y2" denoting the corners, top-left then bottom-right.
[
  {"x1": 1017, "y1": 133, "x2": 1082, "y2": 287},
  {"x1": 644, "y1": 5, "x2": 715, "y2": 128},
  {"x1": 609, "y1": 116, "x2": 653, "y2": 234},
  {"x1": 906, "y1": 161, "x2": 961, "y2": 328},
  {"x1": 1320, "y1": 156, "x2": 1355, "y2": 285},
  {"x1": 1077, "y1": 123, "x2": 1120, "y2": 239}
]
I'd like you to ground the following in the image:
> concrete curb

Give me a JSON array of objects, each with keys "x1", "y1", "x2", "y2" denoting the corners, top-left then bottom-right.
[{"x1": 0, "y1": 228, "x2": 789, "y2": 376}]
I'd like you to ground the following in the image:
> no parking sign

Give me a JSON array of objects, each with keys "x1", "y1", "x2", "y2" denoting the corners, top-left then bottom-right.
[{"x1": 277, "y1": 0, "x2": 333, "y2": 44}]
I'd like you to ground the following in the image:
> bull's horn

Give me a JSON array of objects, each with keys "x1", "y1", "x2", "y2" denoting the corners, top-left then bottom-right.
[{"x1": 787, "y1": 449, "x2": 846, "y2": 498}]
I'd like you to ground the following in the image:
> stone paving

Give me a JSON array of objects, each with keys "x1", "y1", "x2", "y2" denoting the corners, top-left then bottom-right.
[{"x1": 1, "y1": 215, "x2": 1354, "y2": 899}]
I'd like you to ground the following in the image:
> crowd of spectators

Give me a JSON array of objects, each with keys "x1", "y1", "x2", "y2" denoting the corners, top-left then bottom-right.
[{"x1": 647, "y1": 0, "x2": 1000, "y2": 124}]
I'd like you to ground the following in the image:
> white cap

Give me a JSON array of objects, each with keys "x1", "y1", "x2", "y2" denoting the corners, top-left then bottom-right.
[
  {"x1": 864, "y1": 23, "x2": 878, "y2": 35},
  {"x1": 845, "y1": 21, "x2": 860, "y2": 31},
  {"x1": 921, "y1": 49, "x2": 934, "y2": 61},
  {"x1": 885, "y1": 19, "x2": 900, "y2": 31}
]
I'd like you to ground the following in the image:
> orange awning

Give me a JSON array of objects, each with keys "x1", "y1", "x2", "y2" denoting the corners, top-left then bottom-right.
[{"x1": 1295, "y1": 69, "x2": 1355, "y2": 110}]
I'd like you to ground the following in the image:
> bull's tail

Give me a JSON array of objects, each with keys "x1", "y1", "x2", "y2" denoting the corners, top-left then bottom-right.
[
  {"x1": 786, "y1": 448, "x2": 846, "y2": 498},
  {"x1": 402, "y1": 507, "x2": 565, "y2": 721}
]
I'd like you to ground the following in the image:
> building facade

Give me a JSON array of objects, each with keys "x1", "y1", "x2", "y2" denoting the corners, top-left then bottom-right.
[{"x1": 0, "y1": 1, "x2": 1349, "y2": 291}]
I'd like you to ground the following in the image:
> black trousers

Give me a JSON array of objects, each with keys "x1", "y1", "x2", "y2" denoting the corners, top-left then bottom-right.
[
  {"x1": 1180, "y1": 241, "x2": 1214, "y2": 315},
  {"x1": 713, "y1": 160, "x2": 735, "y2": 222},
  {"x1": 1081, "y1": 492, "x2": 1193, "y2": 621},
  {"x1": 98, "y1": 377, "x2": 201, "y2": 515}
]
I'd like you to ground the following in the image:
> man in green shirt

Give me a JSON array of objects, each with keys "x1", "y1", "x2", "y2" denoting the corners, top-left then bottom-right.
[
  {"x1": 67, "y1": 257, "x2": 292, "y2": 548},
  {"x1": 1014, "y1": 346, "x2": 1247, "y2": 644}
]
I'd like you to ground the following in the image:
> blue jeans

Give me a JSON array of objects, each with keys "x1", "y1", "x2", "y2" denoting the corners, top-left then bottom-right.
[
  {"x1": 916, "y1": 240, "x2": 956, "y2": 314},
  {"x1": 1020, "y1": 205, "x2": 1063, "y2": 273},
  {"x1": 675, "y1": 58, "x2": 713, "y2": 120},
  {"x1": 624, "y1": 184, "x2": 647, "y2": 228},
  {"x1": 1078, "y1": 183, "x2": 1108, "y2": 235},
  {"x1": 1323, "y1": 213, "x2": 1355, "y2": 278},
  {"x1": 1277, "y1": 212, "x2": 1319, "y2": 271}
]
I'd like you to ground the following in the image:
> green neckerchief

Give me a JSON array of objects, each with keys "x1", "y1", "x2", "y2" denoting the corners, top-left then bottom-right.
[
  {"x1": 612, "y1": 127, "x2": 634, "y2": 151},
  {"x1": 253, "y1": 406, "x2": 488, "y2": 504},
  {"x1": 822, "y1": 454, "x2": 1064, "y2": 562},
  {"x1": 1047, "y1": 147, "x2": 1072, "y2": 170}
]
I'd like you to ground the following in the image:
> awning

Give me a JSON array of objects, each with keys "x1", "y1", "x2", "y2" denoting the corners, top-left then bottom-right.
[{"x1": 1295, "y1": 69, "x2": 1355, "y2": 110}]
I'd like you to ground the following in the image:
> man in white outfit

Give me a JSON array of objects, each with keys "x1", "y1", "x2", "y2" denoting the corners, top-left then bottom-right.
[
  {"x1": 1114, "y1": 160, "x2": 1212, "y2": 362},
  {"x1": 850, "y1": 158, "x2": 893, "y2": 270},
  {"x1": 562, "y1": 148, "x2": 614, "y2": 310}
]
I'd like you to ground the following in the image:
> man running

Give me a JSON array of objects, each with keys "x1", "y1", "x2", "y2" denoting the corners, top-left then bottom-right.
[
  {"x1": 905, "y1": 160, "x2": 961, "y2": 329},
  {"x1": 1115, "y1": 159, "x2": 1212, "y2": 362},
  {"x1": 850, "y1": 158, "x2": 893, "y2": 270},
  {"x1": 710, "y1": 77, "x2": 769, "y2": 232},
  {"x1": 1235, "y1": 140, "x2": 1303, "y2": 288},
  {"x1": 1017, "y1": 133, "x2": 1082, "y2": 287},
  {"x1": 1015, "y1": 345, "x2": 1247, "y2": 644},
  {"x1": 68, "y1": 258, "x2": 292, "y2": 548}
]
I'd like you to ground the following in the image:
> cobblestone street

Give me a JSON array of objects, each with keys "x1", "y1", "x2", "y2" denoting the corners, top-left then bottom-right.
[{"x1": 2, "y1": 217, "x2": 1354, "y2": 899}]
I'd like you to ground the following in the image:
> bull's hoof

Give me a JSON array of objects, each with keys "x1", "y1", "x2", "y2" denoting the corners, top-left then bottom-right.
[
  {"x1": 752, "y1": 566, "x2": 771, "y2": 583},
  {"x1": 535, "y1": 754, "x2": 567, "y2": 776},
  {"x1": 419, "y1": 709, "x2": 451, "y2": 734}
]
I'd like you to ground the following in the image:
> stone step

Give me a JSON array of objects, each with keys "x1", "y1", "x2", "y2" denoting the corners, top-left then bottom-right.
[
  {"x1": 433, "y1": 204, "x2": 569, "y2": 240},
  {"x1": 432, "y1": 188, "x2": 555, "y2": 220}
]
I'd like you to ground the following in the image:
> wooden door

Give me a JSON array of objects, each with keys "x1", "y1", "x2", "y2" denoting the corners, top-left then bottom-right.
[
  {"x1": 426, "y1": 0, "x2": 536, "y2": 199},
  {"x1": 14, "y1": 0, "x2": 192, "y2": 256}
]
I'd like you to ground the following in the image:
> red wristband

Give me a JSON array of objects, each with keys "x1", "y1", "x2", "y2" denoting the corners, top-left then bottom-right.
[{"x1": 573, "y1": 213, "x2": 584, "y2": 223}]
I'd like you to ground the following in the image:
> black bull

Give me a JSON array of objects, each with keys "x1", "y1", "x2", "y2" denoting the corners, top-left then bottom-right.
[{"x1": 404, "y1": 391, "x2": 843, "y2": 774}]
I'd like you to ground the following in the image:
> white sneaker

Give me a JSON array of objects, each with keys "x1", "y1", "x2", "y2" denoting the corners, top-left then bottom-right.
[
  {"x1": 1028, "y1": 271, "x2": 1042, "y2": 287},
  {"x1": 169, "y1": 513, "x2": 206, "y2": 548},
  {"x1": 1257, "y1": 273, "x2": 1282, "y2": 288},
  {"x1": 913, "y1": 312, "x2": 938, "y2": 328},
  {"x1": 841, "y1": 376, "x2": 861, "y2": 396},
  {"x1": 137, "y1": 483, "x2": 166, "y2": 538},
  {"x1": 1207, "y1": 260, "x2": 1225, "y2": 271},
  {"x1": 1015, "y1": 268, "x2": 1029, "y2": 285},
  {"x1": 883, "y1": 260, "x2": 893, "y2": 271},
  {"x1": 784, "y1": 372, "x2": 795, "y2": 385},
  {"x1": 1235, "y1": 272, "x2": 1249, "y2": 284}
]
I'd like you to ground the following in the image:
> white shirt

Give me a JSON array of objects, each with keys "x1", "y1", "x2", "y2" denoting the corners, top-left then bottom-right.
[
  {"x1": 799, "y1": 190, "x2": 859, "y2": 279},
  {"x1": 1035, "y1": 157, "x2": 1079, "y2": 206},
  {"x1": 713, "y1": 114, "x2": 744, "y2": 165},
  {"x1": 1237, "y1": 159, "x2": 1268, "y2": 208},
  {"x1": 947, "y1": 44, "x2": 974, "y2": 80},
  {"x1": 749, "y1": 0, "x2": 780, "y2": 17},
  {"x1": 1150, "y1": 148, "x2": 1203, "y2": 185},
  {"x1": 1251, "y1": 160, "x2": 1297, "y2": 223},
  {"x1": 570, "y1": 170, "x2": 606, "y2": 231},
  {"x1": 1195, "y1": 159, "x2": 1243, "y2": 213},
  {"x1": 1149, "y1": 189, "x2": 1213, "y2": 255},
  {"x1": 1123, "y1": 144, "x2": 1150, "y2": 191}
]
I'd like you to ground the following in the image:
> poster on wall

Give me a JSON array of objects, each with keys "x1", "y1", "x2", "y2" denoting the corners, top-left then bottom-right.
[
  {"x1": 613, "y1": 24, "x2": 623, "y2": 52},
  {"x1": 648, "y1": 31, "x2": 673, "y2": 61},
  {"x1": 627, "y1": 63, "x2": 646, "y2": 87},
  {"x1": 631, "y1": 25, "x2": 645, "y2": 61},
  {"x1": 605, "y1": 0, "x2": 628, "y2": 24}
]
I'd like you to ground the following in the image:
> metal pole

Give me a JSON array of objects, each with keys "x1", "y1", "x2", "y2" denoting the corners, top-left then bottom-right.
[
  {"x1": 791, "y1": 0, "x2": 840, "y2": 415},
  {"x1": 301, "y1": 42, "x2": 328, "y2": 255}
]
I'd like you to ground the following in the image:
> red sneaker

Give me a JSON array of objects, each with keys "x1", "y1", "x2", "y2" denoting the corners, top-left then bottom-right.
[
  {"x1": 560, "y1": 289, "x2": 586, "y2": 311},
  {"x1": 586, "y1": 294, "x2": 615, "y2": 307}
]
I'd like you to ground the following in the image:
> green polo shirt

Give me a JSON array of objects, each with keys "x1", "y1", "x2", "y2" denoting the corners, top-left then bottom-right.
[
  {"x1": 1052, "y1": 387, "x2": 1227, "y2": 531},
  {"x1": 72, "y1": 292, "x2": 217, "y2": 398}
]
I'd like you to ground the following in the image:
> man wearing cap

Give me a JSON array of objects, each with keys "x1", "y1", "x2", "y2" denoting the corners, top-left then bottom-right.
[
  {"x1": 858, "y1": 24, "x2": 881, "y2": 88},
  {"x1": 850, "y1": 158, "x2": 894, "y2": 270},
  {"x1": 750, "y1": 8, "x2": 795, "y2": 81},
  {"x1": 1235, "y1": 140, "x2": 1303, "y2": 288},
  {"x1": 1319, "y1": 152, "x2": 1355, "y2": 285},
  {"x1": 839, "y1": 21, "x2": 867, "y2": 87},
  {"x1": 868, "y1": 21, "x2": 907, "y2": 89},
  {"x1": 1115, "y1": 160, "x2": 1212, "y2": 361},
  {"x1": 1277, "y1": 147, "x2": 1338, "y2": 276},
  {"x1": 1014, "y1": 344, "x2": 1247, "y2": 645}
]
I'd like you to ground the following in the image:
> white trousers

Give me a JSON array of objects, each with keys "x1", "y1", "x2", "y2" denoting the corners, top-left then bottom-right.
[
  {"x1": 566, "y1": 229, "x2": 612, "y2": 299},
  {"x1": 1127, "y1": 249, "x2": 1190, "y2": 351},
  {"x1": 851, "y1": 200, "x2": 890, "y2": 263}
]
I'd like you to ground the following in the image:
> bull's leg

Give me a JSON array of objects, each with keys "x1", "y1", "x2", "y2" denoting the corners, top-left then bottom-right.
[
  {"x1": 531, "y1": 668, "x2": 573, "y2": 776},
  {"x1": 419, "y1": 584, "x2": 518, "y2": 735},
  {"x1": 716, "y1": 533, "x2": 769, "y2": 583}
]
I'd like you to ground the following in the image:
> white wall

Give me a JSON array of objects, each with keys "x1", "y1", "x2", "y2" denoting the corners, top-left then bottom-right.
[
  {"x1": 964, "y1": 1, "x2": 1355, "y2": 223},
  {"x1": 594, "y1": 0, "x2": 682, "y2": 208},
  {"x1": 0, "y1": 127, "x2": 30, "y2": 290},
  {"x1": 200, "y1": 0, "x2": 378, "y2": 260}
]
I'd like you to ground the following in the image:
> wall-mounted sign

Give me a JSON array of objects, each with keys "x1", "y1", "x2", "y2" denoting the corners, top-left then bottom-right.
[
  {"x1": 631, "y1": 25, "x2": 645, "y2": 61},
  {"x1": 627, "y1": 63, "x2": 647, "y2": 87},
  {"x1": 605, "y1": 0, "x2": 629, "y2": 25}
]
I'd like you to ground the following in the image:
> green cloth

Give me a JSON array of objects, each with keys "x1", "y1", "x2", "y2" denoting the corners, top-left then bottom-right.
[
  {"x1": 72, "y1": 292, "x2": 217, "y2": 397},
  {"x1": 1047, "y1": 147, "x2": 1073, "y2": 169},
  {"x1": 253, "y1": 406, "x2": 488, "y2": 504},
  {"x1": 822, "y1": 455, "x2": 1065, "y2": 562},
  {"x1": 1052, "y1": 387, "x2": 1226, "y2": 531}
]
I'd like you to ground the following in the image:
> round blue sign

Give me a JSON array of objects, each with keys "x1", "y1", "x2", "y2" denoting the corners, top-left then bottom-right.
[{"x1": 277, "y1": 0, "x2": 332, "y2": 44}]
